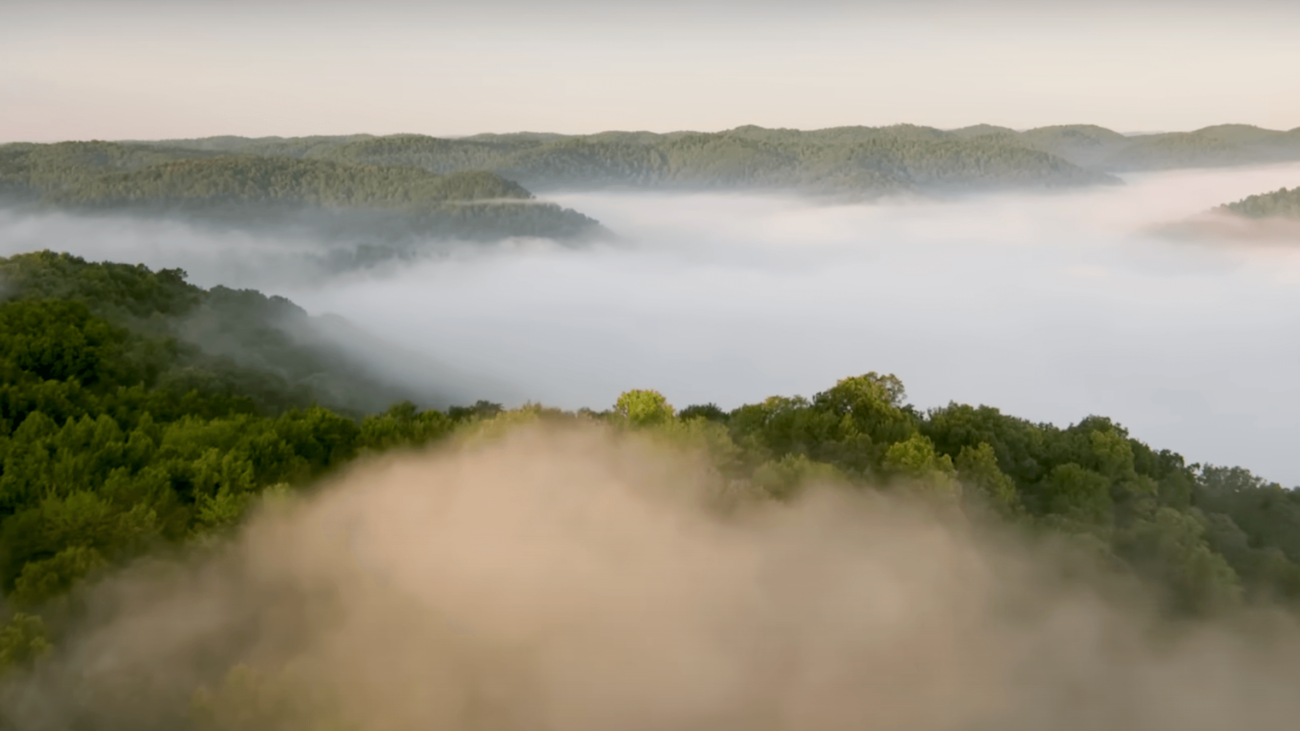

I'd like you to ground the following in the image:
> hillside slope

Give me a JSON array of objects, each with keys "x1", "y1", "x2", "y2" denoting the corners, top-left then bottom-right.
[
  {"x1": 0, "y1": 251, "x2": 501, "y2": 416},
  {"x1": 137, "y1": 123, "x2": 1300, "y2": 195},
  {"x1": 0, "y1": 143, "x2": 606, "y2": 246}
]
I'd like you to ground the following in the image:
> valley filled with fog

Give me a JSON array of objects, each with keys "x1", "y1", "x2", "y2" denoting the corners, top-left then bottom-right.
[
  {"x1": 3, "y1": 162, "x2": 1299, "y2": 484},
  {"x1": 11, "y1": 3, "x2": 1300, "y2": 726}
]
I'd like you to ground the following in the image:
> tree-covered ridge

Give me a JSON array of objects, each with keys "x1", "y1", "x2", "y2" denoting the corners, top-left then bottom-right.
[
  {"x1": 130, "y1": 123, "x2": 1300, "y2": 196},
  {"x1": 300, "y1": 125, "x2": 1117, "y2": 195},
  {"x1": 939, "y1": 123, "x2": 1300, "y2": 172},
  {"x1": 0, "y1": 141, "x2": 212, "y2": 201},
  {"x1": 1009, "y1": 124, "x2": 1132, "y2": 169},
  {"x1": 45, "y1": 157, "x2": 532, "y2": 209},
  {"x1": 119, "y1": 134, "x2": 378, "y2": 158},
  {"x1": 0, "y1": 142, "x2": 606, "y2": 245},
  {"x1": 1218, "y1": 186, "x2": 1300, "y2": 219},
  {"x1": 1096, "y1": 125, "x2": 1300, "y2": 172},
  {"x1": 15, "y1": 123, "x2": 1296, "y2": 206},
  {"x1": 0, "y1": 251, "x2": 455, "y2": 418}
]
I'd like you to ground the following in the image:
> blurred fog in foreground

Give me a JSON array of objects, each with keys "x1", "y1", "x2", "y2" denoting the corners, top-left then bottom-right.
[
  {"x1": 8, "y1": 424, "x2": 1300, "y2": 731},
  {"x1": 2, "y1": 162, "x2": 1299, "y2": 484}
]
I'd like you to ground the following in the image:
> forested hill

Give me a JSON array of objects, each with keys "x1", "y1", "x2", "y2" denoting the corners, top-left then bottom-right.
[
  {"x1": 0, "y1": 142, "x2": 605, "y2": 244},
  {"x1": 10, "y1": 125, "x2": 1296, "y2": 205},
  {"x1": 4, "y1": 251, "x2": 1300, "y2": 722},
  {"x1": 131, "y1": 123, "x2": 1300, "y2": 196},
  {"x1": 956, "y1": 123, "x2": 1300, "y2": 171},
  {"x1": 139, "y1": 126, "x2": 1117, "y2": 196},
  {"x1": 46, "y1": 158, "x2": 533, "y2": 208},
  {"x1": 0, "y1": 251, "x2": 486, "y2": 418},
  {"x1": 1097, "y1": 125, "x2": 1300, "y2": 171},
  {"x1": 1218, "y1": 186, "x2": 1300, "y2": 219}
]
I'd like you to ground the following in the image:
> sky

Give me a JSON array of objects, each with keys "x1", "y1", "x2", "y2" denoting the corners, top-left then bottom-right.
[{"x1": 3, "y1": 0, "x2": 1299, "y2": 142}]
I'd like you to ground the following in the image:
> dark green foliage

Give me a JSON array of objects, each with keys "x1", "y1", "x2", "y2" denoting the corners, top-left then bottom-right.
[
  {"x1": 713, "y1": 372, "x2": 1300, "y2": 616},
  {"x1": 0, "y1": 251, "x2": 453, "y2": 417},
  {"x1": 0, "y1": 250, "x2": 199, "y2": 332},
  {"x1": 678, "y1": 403, "x2": 728, "y2": 423},
  {"x1": 1194, "y1": 466, "x2": 1300, "y2": 566},
  {"x1": 0, "y1": 300, "x2": 127, "y2": 384},
  {"x1": 1113, "y1": 507, "x2": 1242, "y2": 614},
  {"x1": 446, "y1": 400, "x2": 504, "y2": 423},
  {"x1": 922, "y1": 403, "x2": 1045, "y2": 487}
]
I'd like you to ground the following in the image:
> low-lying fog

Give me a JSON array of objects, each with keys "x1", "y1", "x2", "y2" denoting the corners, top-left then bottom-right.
[{"x1": 3, "y1": 163, "x2": 1299, "y2": 485}]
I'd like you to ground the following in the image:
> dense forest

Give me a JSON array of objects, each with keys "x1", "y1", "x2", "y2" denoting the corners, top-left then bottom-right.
[
  {"x1": 1218, "y1": 185, "x2": 1300, "y2": 219},
  {"x1": 0, "y1": 142, "x2": 605, "y2": 248},
  {"x1": 0, "y1": 251, "x2": 486, "y2": 419},
  {"x1": 134, "y1": 123, "x2": 1300, "y2": 196},
  {"x1": 4, "y1": 251, "x2": 1300, "y2": 721}
]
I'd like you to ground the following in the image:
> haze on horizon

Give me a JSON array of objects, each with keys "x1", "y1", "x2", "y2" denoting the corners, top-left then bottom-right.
[{"x1": 3, "y1": 0, "x2": 1299, "y2": 142}]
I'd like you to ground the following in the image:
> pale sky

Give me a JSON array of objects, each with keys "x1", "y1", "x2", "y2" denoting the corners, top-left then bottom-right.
[{"x1": 3, "y1": 0, "x2": 1298, "y2": 141}]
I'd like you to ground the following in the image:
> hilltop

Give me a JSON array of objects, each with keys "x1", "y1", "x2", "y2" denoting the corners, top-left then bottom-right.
[
  {"x1": 953, "y1": 123, "x2": 1300, "y2": 171},
  {"x1": 10, "y1": 124, "x2": 1299, "y2": 214},
  {"x1": 133, "y1": 125, "x2": 1117, "y2": 196},
  {"x1": 0, "y1": 142, "x2": 606, "y2": 250},
  {"x1": 1149, "y1": 183, "x2": 1300, "y2": 243}
]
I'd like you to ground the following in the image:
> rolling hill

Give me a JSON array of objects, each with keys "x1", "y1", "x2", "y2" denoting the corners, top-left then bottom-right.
[
  {"x1": 133, "y1": 123, "x2": 1300, "y2": 197},
  {"x1": 0, "y1": 142, "x2": 607, "y2": 248}
]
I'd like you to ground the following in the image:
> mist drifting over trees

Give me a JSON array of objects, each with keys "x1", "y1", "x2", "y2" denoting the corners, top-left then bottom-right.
[{"x1": 0, "y1": 118, "x2": 1298, "y2": 731}]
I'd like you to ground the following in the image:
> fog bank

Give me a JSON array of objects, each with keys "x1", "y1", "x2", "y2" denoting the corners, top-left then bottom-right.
[
  {"x1": 7, "y1": 424, "x2": 1300, "y2": 730},
  {"x1": 2, "y1": 164, "x2": 1299, "y2": 483},
  {"x1": 290, "y1": 164, "x2": 1300, "y2": 485}
]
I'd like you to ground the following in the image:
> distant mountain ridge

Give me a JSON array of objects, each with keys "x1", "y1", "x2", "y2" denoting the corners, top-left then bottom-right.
[
  {"x1": 946, "y1": 123, "x2": 1300, "y2": 171},
  {"x1": 131, "y1": 122, "x2": 1300, "y2": 196},
  {"x1": 131, "y1": 125, "x2": 1117, "y2": 196},
  {"x1": 5, "y1": 124, "x2": 1299, "y2": 264}
]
